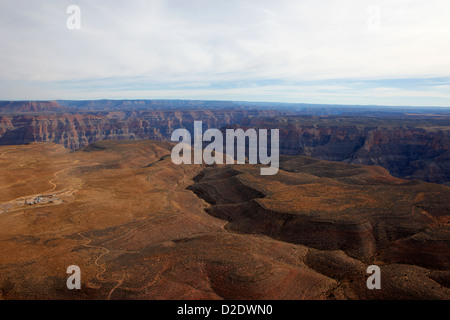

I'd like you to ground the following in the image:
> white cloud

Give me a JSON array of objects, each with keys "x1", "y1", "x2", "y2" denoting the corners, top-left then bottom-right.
[{"x1": 0, "y1": 0, "x2": 449, "y2": 105}]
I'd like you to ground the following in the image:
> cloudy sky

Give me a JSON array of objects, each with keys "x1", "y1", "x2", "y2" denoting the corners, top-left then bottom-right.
[{"x1": 1, "y1": 0, "x2": 450, "y2": 106}]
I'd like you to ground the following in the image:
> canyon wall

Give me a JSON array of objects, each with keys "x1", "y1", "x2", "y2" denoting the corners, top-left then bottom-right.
[
  {"x1": 0, "y1": 109, "x2": 287, "y2": 150},
  {"x1": 0, "y1": 101, "x2": 449, "y2": 184},
  {"x1": 242, "y1": 116, "x2": 450, "y2": 184}
]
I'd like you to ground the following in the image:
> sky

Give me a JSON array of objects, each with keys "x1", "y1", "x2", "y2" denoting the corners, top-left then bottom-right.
[{"x1": 1, "y1": 0, "x2": 450, "y2": 106}]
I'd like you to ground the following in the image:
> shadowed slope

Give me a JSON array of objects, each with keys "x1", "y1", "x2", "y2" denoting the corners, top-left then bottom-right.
[{"x1": 189, "y1": 156, "x2": 450, "y2": 298}]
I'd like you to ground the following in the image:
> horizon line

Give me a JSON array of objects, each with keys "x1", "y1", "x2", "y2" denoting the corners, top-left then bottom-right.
[{"x1": 1, "y1": 98, "x2": 450, "y2": 109}]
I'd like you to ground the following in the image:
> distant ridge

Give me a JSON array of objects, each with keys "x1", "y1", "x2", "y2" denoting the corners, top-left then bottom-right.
[
  {"x1": 1, "y1": 99, "x2": 449, "y2": 115},
  {"x1": 0, "y1": 101, "x2": 70, "y2": 113}
]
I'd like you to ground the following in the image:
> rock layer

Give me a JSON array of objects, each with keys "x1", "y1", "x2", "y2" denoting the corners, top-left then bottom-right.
[{"x1": 1, "y1": 102, "x2": 449, "y2": 184}]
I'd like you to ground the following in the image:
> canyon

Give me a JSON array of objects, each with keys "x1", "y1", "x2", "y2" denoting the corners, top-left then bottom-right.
[
  {"x1": 0, "y1": 100, "x2": 448, "y2": 300},
  {"x1": 0, "y1": 100, "x2": 449, "y2": 185}
]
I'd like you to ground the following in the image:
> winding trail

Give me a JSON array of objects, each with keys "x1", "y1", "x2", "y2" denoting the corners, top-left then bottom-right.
[
  {"x1": 43, "y1": 167, "x2": 72, "y2": 194},
  {"x1": 107, "y1": 269, "x2": 126, "y2": 300},
  {"x1": 0, "y1": 147, "x2": 25, "y2": 158},
  {"x1": 78, "y1": 232, "x2": 110, "y2": 282},
  {"x1": 0, "y1": 156, "x2": 99, "y2": 215},
  {"x1": 78, "y1": 232, "x2": 127, "y2": 299},
  {"x1": 0, "y1": 166, "x2": 74, "y2": 215}
]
